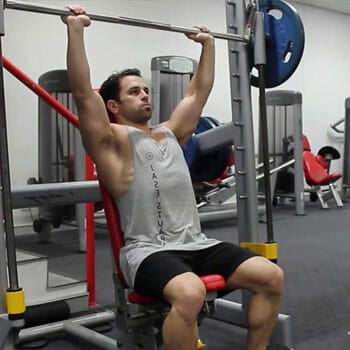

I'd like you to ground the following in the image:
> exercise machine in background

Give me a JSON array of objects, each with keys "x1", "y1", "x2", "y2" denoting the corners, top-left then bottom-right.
[
  {"x1": 36, "y1": 70, "x2": 93, "y2": 250},
  {"x1": 0, "y1": 0, "x2": 306, "y2": 348},
  {"x1": 262, "y1": 90, "x2": 305, "y2": 215},
  {"x1": 264, "y1": 90, "x2": 343, "y2": 211},
  {"x1": 328, "y1": 97, "x2": 350, "y2": 201},
  {"x1": 302, "y1": 136, "x2": 343, "y2": 209}
]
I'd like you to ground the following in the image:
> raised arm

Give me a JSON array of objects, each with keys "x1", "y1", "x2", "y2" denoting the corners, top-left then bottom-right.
[
  {"x1": 62, "y1": 5, "x2": 114, "y2": 160},
  {"x1": 165, "y1": 26, "x2": 215, "y2": 145}
]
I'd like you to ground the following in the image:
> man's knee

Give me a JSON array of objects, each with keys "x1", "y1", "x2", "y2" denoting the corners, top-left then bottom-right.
[
  {"x1": 164, "y1": 273, "x2": 207, "y2": 322},
  {"x1": 177, "y1": 286, "x2": 207, "y2": 319},
  {"x1": 229, "y1": 256, "x2": 284, "y2": 295},
  {"x1": 261, "y1": 262, "x2": 284, "y2": 296}
]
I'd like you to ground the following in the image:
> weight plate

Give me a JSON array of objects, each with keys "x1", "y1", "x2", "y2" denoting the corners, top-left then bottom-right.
[{"x1": 251, "y1": 0, "x2": 305, "y2": 88}]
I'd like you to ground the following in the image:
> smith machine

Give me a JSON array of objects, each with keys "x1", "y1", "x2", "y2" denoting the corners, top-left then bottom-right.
[{"x1": 0, "y1": 0, "x2": 305, "y2": 349}]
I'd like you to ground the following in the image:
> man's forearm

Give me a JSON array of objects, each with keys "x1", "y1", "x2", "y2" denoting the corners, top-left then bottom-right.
[
  {"x1": 66, "y1": 23, "x2": 93, "y2": 98},
  {"x1": 188, "y1": 38, "x2": 215, "y2": 104}
]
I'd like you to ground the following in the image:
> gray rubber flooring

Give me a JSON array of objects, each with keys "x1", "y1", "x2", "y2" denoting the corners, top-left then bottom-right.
[{"x1": 14, "y1": 198, "x2": 350, "y2": 350}]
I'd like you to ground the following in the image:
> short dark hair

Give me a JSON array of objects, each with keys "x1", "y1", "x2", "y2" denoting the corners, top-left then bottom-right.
[{"x1": 99, "y1": 68, "x2": 142, "y2": 122}]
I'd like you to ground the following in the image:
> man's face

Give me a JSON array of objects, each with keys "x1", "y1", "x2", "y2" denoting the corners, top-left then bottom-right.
[{"x1": 117, "y1": 75, "x2": 153, "y2": 124}]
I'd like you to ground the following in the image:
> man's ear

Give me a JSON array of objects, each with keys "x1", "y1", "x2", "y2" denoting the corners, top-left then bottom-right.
[{"x1": 107, "y1": 99, "x2": 119, "y2": 115}]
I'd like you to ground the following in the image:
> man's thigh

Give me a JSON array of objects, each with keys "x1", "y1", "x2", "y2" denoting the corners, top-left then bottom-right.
[
  {"x1": 194, "y1": 242, "x2": 258, "y2": 280},
  {"x1": 134, "y1": 243, "x2": 257, "y2": 300},
  {"x1": 134, "y1": 251, "x2": 193, "y2": 300}
]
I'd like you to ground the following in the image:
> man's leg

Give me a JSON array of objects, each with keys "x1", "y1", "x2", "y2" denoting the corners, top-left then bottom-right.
[
  {"x1": 226, "y1": 256, "x2": 284, "y2": 350},
  {"x1": 162, "y1": 272, "x2": 206, "y2": 350}
]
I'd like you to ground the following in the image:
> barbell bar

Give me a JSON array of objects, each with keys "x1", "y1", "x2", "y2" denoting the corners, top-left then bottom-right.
[{"x1": 5, "y1": 0, "x2": 248, "y2": 43}]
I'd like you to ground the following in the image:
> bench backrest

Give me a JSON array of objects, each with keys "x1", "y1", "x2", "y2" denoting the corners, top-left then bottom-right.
[{"x1": 98, "y1": 180, "x2": 127, "y2": 286}]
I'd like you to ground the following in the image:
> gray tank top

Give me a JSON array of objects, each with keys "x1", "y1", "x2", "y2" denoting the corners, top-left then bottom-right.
[{"x1": 117, "y1": 125, "x2": 220, "y2": 287}]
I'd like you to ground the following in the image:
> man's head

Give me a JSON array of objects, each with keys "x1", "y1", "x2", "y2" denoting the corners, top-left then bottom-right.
[{"x1": 99, "y1": 68, "x2": 152, "y2": 124}]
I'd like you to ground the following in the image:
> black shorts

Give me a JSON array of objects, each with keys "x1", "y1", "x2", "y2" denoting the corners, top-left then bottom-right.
[{"x1": 134, "y1": 242, "x2": 257, "y2": 300}]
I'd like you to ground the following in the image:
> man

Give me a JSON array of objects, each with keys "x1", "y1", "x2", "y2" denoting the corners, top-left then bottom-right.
[{"x1": 62, "y1": 5, "x2": 284, "y2": 350}]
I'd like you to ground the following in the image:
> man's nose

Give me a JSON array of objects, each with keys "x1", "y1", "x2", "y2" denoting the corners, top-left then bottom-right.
[{"x1": 141, "y1": 90, "x2": 149, "y2": 100}]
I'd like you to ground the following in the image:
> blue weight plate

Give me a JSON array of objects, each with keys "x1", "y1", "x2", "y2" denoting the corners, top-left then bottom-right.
[{"x1": 251, "y1": 0, "x2": 305, "y2": 88}]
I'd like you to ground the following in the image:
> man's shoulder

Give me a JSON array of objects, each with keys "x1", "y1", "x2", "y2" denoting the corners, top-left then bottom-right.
[{"x1": 154, "y1": 123, "x2": 175, "y2": 136}]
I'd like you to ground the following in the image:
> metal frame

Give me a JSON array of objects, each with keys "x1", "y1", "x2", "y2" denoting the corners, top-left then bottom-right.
[
  {"x1": 11, "y1": 181, "x2": 100, "y2": 209},
  {"x1": 329, "y1": 97, "x2": 350, "y2": 201},
  {"x1": 0, "y1": 199, "x2": 7, "y2": 316},
  {"x1": 16, "y1": 310, "x2": 115, "y2": 345},
  {"x1": 1, "y1": 5, "x2": 22, "y2": 349},
  {"x1": 0, "y1": 0, "x2": 294, "y2": 349},
  {"x1": 342, "y1": 97, "x2": 350, "y2": 198},
  {"x1": 264, "y1": 90, "x2": 305, "y2": 216},
  {"x1": 208, "y1": 2, "x2": 294, "y2": 349},
  {"x1": 151, "y1": 55, "x2": 197, "y2": 125},
  {"x1": 0, "y1": 0, "x2": 8, "y2": 322},
  {"x1": 37, "y1": 69, "x2": 88, "y2": 250},
  {"x1": 226, "y1": 0, "x2": 259, "y2": 242},
  {"x1": 0, "y1": 22, "x2": 18, "y2": 298},
  {"x1": 1, "y1": 0, "x2": 4, "y2": 35}
]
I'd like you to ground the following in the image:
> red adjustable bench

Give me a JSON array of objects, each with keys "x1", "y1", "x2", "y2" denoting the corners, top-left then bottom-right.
[
  {"x1": 302, "y1": 135, "x2": 343, "y2": 209},
  {"x1": 98, "y1": 181, "x2": 226, "y2": 349}
]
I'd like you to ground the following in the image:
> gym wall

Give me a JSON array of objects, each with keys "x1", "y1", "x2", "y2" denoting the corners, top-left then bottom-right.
[{"x1": 2, "y1": 0, "x2": 350, "y2": 225}]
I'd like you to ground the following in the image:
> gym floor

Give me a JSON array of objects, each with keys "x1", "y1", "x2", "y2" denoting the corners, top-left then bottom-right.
[{"x1": 15, "y1": 198, "x2": 350, "y2": 350}]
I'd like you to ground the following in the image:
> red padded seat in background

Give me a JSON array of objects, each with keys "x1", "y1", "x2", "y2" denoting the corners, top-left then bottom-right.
[{"x1": 303, "y1": 151, "x2": 342, "y2": 186}]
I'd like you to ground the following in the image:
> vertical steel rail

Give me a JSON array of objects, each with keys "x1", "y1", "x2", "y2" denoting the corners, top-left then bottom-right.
[
  {"x1": 254, "y1": 3, "x2": 275, "y2": 241},
  {"x1": 342, "y1": 97, "x2": 350, "y2": 199},
  {"x1": 0, "y1": 16, "x2": 20, "y2": 296},
  {"x1": 1, "y1": 4, "x2": 25, "y2": 340},
  {"x1": 0, "y1": 0, "x2": 8, "y2": 316},
  {"x1": 0, "y1": 197, "x2": 7, "y2": 316},
  {"x1": 292, "y1": 96, "x2": 304, "y2": 215},
  {"x1": 226, "y1": 0, "x2": 259, "y2": 241},
  {"x1": 0, "y1": 0, "x2": 4, "y2": 35},
  {"x1": 0, "y1": 9, "x2": 18, "y2": 350}
]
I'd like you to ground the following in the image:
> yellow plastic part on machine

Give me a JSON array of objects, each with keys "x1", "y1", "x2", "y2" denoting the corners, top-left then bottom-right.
[
  {"x1": 240, "y1": 242, "x2": 278, "y2": 261},
  {"x1": 5, "y1": 289, "x2": 26, "y2": 315},
  {"x1": 196, "y1": 339, "x2": 206, "y2": 349}
]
